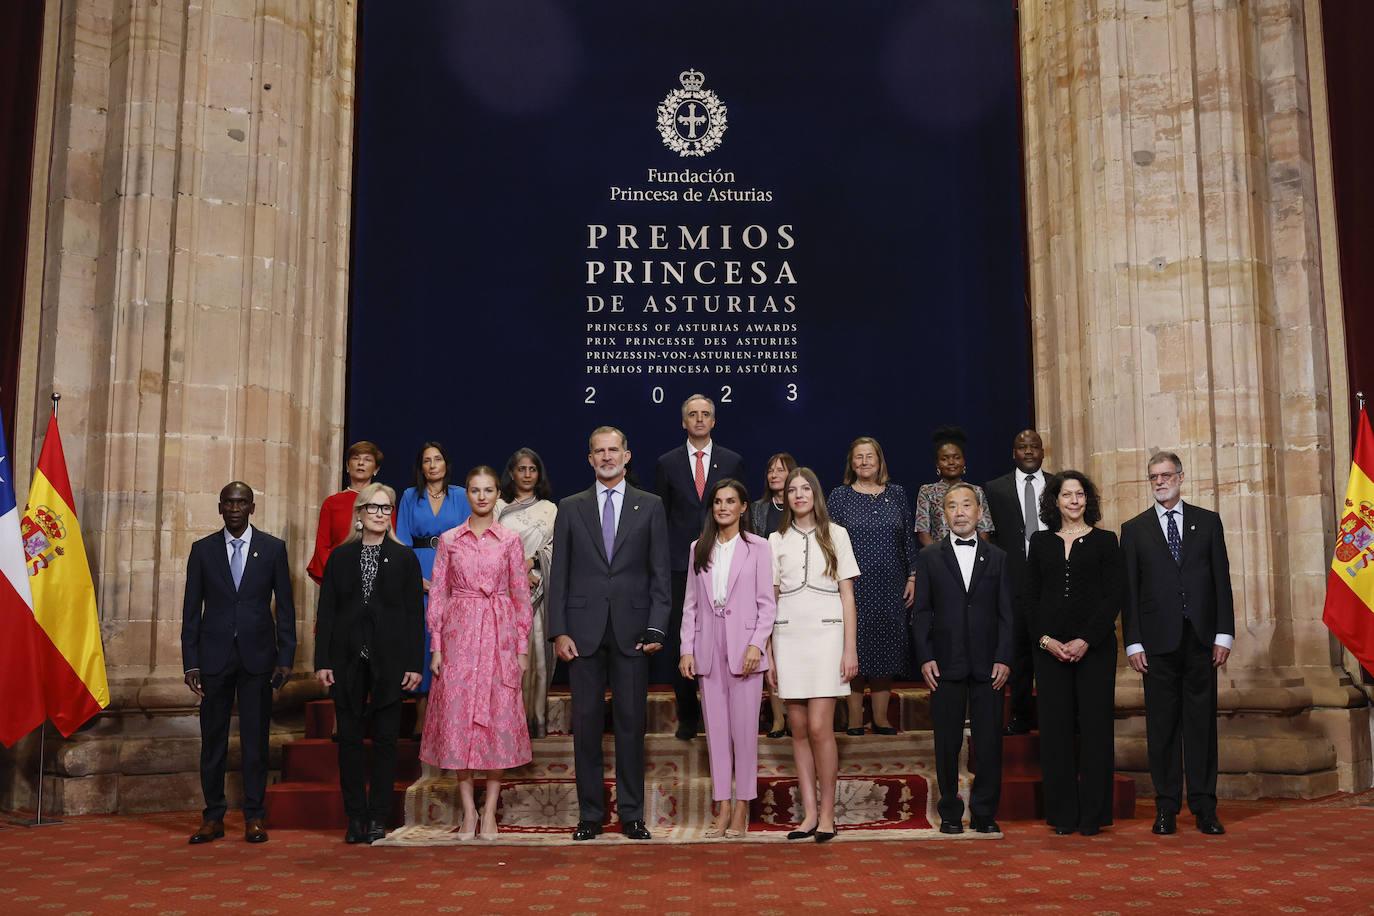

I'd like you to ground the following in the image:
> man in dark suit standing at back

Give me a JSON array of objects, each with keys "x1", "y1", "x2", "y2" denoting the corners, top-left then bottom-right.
[
  {"x1": 911, "y1": 482, "x2": 1013, "y2": 835},
  {"x1": 549, "y1": 426, "x2": 671, "y2": 841},
  {"x1": 654, "y1": 394, "x2": 744, "y2": 740},
  {"x1": 182, "y1": 481, "x2": 296, "y2": 844},
  {"x1": 984, "y1": 429, "x2": 1049, "y2": 735},
  {"x1": 1122, "y1": 451, "x2": 1234, "y2": 837}
]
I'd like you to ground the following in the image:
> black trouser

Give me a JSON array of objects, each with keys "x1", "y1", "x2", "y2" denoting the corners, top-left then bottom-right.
[
  {"x1": 568, "y1": 618, "x2": 649, "y2": 823},
  {"x1": 1034, "y1": 638, "x2": 1117, "y2": 829},
  {"x1": 198, "y1": 641, "x2": 271, "y2": 822},
  {"x1": 931, "y1": 675, "x2": 1002, "y2": 824},
  {"x1": 667, "y1": 571, "x2": 701, "y2": 731},
  {"x1": 1007, "y1": 599, "x2": 1035, "y2": 725},
  {"x1": 334, "y1": 658, "x2": 402, "y2": 826},
  {"x1": 1143, "y1": 627, "x2": 1218, "y2": 817}
]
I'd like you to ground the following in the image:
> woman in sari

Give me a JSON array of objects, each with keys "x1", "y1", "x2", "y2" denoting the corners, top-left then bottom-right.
[{"x1": 495, "y1": 448, "x2": 558, "y2": 737}]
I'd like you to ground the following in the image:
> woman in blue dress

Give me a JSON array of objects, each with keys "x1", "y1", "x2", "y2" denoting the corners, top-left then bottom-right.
[
  {"x1": 827, "y1": 437, "x2": 917, "y2": 736},
  {"x1": 395, "y1": 441, "x2": 470, "y2": 695}
]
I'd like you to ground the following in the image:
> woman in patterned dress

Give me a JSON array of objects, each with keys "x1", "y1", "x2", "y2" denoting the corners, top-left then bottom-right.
[
  {"x1": 914, "y1": 426, "x2": 994, "y2": 546},
  {"x1": 420, "y1": 467, "x2": 533, "y2": 840},
  {"x1": 827, "y1": 437, "x2": 917, "y2": 736},
  {"x1": 495, "y1": 448, "x2": 558, "y2": 737}
]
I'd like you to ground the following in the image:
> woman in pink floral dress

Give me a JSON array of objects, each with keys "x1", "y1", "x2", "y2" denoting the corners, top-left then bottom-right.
[{"x1": 420, "y1": 466, "x2": 533, "y2": 839}]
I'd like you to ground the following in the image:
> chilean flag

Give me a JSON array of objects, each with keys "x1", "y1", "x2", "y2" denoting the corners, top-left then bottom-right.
[{"x1": 0, "y1": 409, "x2": 47, "y2": 745}]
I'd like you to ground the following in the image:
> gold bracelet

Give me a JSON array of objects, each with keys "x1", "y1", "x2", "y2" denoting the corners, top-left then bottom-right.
[{"x1": 1038, "y1": 635, "x2": 1051, "y2": 650}]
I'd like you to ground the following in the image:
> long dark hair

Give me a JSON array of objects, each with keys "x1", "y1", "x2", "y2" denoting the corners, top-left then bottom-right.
[
  {"x1": 1039, "y1": 470, "x2": 1102, "y2": 531},
  {"x1": 778, "y1": 467, "x2": 840, "y2": 579},
  {"x1": 692, "y1": 479, "x2": 754, "y2": 574},
  {"x1": 500, "y1": 447, "x2": 553, "y2": 502},
  {"x1": 411, "y1": 441, "x2": 452, "y2": 501}
]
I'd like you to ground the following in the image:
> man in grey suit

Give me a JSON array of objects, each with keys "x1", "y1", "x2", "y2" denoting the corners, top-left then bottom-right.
[{"x1": 548, "y1": 426, "x2": 671, "y2": 841}]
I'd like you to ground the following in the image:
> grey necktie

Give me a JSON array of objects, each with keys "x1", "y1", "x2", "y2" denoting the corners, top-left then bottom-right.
[
  {"x1": 1022, "y1": 475, "x2": 1037, "y2": 554},
  {"x1": 230, "y1": 538, "x2": 245, "y2": 590},
  {"x1": 601, "y1": 489, "x2": 616, "y2": 562}
]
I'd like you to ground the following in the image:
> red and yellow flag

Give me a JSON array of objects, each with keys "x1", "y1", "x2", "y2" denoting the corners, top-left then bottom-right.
[
  {"x1": 1324, "y1": 406, "x2": 1374, "y2": 674},
  {"x1": 23, "y1": 412, "x2": 108, "y2": 734}
]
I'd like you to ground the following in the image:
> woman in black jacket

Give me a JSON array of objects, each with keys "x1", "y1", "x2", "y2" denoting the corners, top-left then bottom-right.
[
  {"x1": 1024, "y1": 471, "x2": 1125, "y2": 836},
  {"x1": 314, "y1": 483, "x2": 425, "y2": 844}
]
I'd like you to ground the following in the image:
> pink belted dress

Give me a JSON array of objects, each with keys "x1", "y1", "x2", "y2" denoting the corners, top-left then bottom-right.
[{"x1": 419, "y1": 521, "x2": 534, "y2": 771}]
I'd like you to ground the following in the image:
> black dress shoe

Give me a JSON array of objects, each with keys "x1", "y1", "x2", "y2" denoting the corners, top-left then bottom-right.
[
  {"x1": 814, "y1": 830, "x2": 836, "y2": 843},
  {"x1": 620, "y1": 819, "x2": 652, "y2": 840},
  {"x1": 1079, "y1": 825, "x2": 1100, "y2": 837},
  {"x1": 345, "y1": 818, "x2": 368, "y2": 844},
  {"x1": 1196, "y1": 814, "x2": 1225, "y2": 835},
  {"x1": 787, "y1": 825, "x2": 817, "y2": 840},
  {"x1": 1002, "y1": 718, "x2": 1032, "y2": 736},
  {"x1": 1152, "y1": 811, "x2": 1177, "y2": 835},
  {"x1": 1052, "y1": 826, "x2": 1074, "y2": 836},
  {"x1": 939, "y1": 820, "x2": 964, "y2": 835},
  {"x1": 675, "y1": 724, "x2": 696, "y2": 741},
  {"x1": 971, "y1": 819, "x2": 1000, "y2": 834},
  {"x1": 872, "y1": 725, "x2": 898, "y2": 736},
  {"x1": 572, "y1": 821, "x2": 603, "y2": 841},
  {"x1": 366, "y1": 821, "x2": 387, "y2": 844},
  {"x1": 845, "y1": 727, "x2": 865, "y2": 736}
]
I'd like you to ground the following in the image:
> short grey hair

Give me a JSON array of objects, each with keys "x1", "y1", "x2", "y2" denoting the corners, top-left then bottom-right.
[
  {"x1": 1146, "y1": 451, "x2": 1183, "y2": 474},
  {"x1": 588, "y1": 425, "x2": 628, "y2": 451},
  {"x1": 680, "y1": 394, "x2": 715, "y2": 416}
]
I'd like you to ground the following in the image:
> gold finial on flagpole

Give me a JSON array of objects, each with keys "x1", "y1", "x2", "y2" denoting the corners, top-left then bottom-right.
[{"x1": 50, "y1": 392, "x2": 60, "y2": 418}]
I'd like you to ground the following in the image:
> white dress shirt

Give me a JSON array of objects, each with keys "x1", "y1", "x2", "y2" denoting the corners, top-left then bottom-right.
[
  {"x1": 224, "y1": 525, "x2": 255, "y2": 563},
  {"x1": 688, "y1": 439, "x2": 714, "y2": 476},
  {"x1": 949, "y1": 532, "x2": 977, "y2": 589},
  {"x1": 597, "y1": 479, "x2": 626, "y2": 532},
  {"x1": 1125, "y1": 500, "x2": 1233, "y2": 656},
  {"x1": 711, "y1": 533, "x2": 738, "y2": 607}
]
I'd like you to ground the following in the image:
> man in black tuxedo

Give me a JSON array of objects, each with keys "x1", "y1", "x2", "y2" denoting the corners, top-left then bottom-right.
[
  {"x1": 654, "y1": 394, "x2": 744, "y2": 740},
  {"x1": 549, "y1": 426, "x2": 671, "y2": 841},
  {"x1": 911, "y1": 483, "x2": 1013, "y2": 834},
  {"x1": 1122, "y1": 451, "x2": 1234, "y2": 836},
  {"x1": 181, "y1": 481, "x2": 296, "y2": 844},
  {"x1": 984, "y1": 429, "x2": 1049, "y2": 734}
]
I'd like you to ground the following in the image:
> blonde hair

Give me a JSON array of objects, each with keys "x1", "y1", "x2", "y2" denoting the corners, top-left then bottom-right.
[
  {"x1": 342, "y1": 482, "x2": 405, "y2": 546},
  {"x1": 842, "y1": 436, "x2": 889, "y2": 486}
]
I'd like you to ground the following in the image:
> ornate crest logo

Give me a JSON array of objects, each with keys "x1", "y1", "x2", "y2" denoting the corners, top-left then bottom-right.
[
  {"x1": 1337, "y1": 498, "x2": 1374, "y2": 579},
  {"x1": 21, "y1": 503, "x2": 68, "y2": 576},
  {"x1": 657, "y1": 68, "x2": 727, "y2": 157}
]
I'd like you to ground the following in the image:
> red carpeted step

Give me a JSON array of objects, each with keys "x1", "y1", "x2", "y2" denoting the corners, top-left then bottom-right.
[
  {"x1": 281, "y1": 738, "x2": 422, "y2": 783},
  {"x1": 265, "y1": 779, "x2": 410, "y2": 830},
  {"x1": 304, "y1": 699, "x2": 419, "y2": 739},
  {"x1": 975, "y1": 772, "x2": 1137, "y2": 821}
]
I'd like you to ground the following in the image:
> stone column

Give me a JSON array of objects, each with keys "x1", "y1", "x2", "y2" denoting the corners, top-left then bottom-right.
[
  {"x1": 1, "y1": 0, "x2": 354, "y2": 814},
  {"x1": 1020, "y1": 0, "x2": 1368, "y2": 795}
]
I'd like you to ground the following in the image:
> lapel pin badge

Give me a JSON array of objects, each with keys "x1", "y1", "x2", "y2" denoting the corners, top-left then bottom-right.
[
  {"x1": 634, "y1": 504, "x2": 640, "y2": 511},
  {"x1": 252, "y1": 552, "x2": 259, "y2": 558},
  {"x1": 1190, "y1": 525, "x2": 1196, "y2": 531}
]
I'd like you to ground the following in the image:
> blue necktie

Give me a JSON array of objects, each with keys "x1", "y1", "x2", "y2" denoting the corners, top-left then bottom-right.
[
  {"x1": 230, "y1": 538, "x2": 245, "y2": 589},
  {"x1": 1165, "y1": 510, "x2": 1181, "y2": 566},
  {"x1": 601, "y1": 490, "x2": 616, "y2": 562}
]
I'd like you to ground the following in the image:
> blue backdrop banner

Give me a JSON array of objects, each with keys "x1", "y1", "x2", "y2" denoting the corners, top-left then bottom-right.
[{"x1": 349, "y1": 0, "x2": 1029, "y2": 501}]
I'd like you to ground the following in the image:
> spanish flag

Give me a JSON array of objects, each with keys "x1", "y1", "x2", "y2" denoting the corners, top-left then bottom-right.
[
  {"x1": 1324, "y1": 406, "x2": 1374, "y2": 675},
  {"x1": 24, "y1": 412, "x2": 108, "y2": 734}
]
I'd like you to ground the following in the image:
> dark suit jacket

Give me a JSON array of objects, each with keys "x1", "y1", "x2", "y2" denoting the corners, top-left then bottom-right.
[
  {"x1": 984, "y1": 469, "x2": 1053, "y2": 591},
  {"x1": 911, "y1": 537, "x2": 1014, "y2": 682},
  {"x1": 314, "y1": 538, "x2": 424, "y2": 709},
  {"x1": 547, "y1": 483, "x2": 672, "y2": 655},
  {"x1": 655, "y1": 444, "x2": 745, "y2": 572},
  {"x1": 1121, "y1": 502, "x2": 1235, "y2": 653},
  {"x1": 1024, "y1": 528, "x2": 1124, "y2": 647},
  {"x1": 181, "y1": 526, "x2": 297, "y2": 676}
]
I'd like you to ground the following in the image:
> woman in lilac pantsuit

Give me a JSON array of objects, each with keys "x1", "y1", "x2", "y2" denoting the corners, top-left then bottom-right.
[{"x1": 679, "y1": 479, "x2": 777, "y2": 839}]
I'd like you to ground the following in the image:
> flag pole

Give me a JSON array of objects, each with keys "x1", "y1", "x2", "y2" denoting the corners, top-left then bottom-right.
[
  {"x1": 51, "y1": 392, "x2": 59, "y2": 417},
  {"x1": 1359, "y1": 390, "x2": 1367, "y2": 413}
]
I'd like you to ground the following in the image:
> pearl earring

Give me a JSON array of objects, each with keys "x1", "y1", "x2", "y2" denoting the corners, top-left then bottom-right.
[{"x1": 355, "y1": 520, "x2": 363, "y2": 531}]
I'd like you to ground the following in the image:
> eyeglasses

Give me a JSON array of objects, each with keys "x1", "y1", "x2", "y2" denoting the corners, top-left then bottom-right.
[
  {"x1": 1147, "y1": 472, "x2": 1178, "y2": 483},
  {"x1": 362, "y1": 503, "x2": 394, "y2": 516}
]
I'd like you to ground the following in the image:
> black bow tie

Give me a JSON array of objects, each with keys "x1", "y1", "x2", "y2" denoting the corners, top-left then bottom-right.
[{"x1": 954, "y1": 538, "x2": 977, "y2": 547}]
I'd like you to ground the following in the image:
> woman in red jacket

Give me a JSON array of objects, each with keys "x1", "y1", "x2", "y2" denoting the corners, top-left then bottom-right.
[{"x1": 308, "y1": 441, "x2": 384, "y2": 584}]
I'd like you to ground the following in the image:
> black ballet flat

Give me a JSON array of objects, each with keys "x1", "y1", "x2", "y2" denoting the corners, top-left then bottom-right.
[
  {"x1": 845, "y1": 727, "x2": 865, "y2": 737},
  {"x1": 766, "y1": 728, "x2": 788, "y2": 739},
  {"x1": 814, "y1": 830, "x2": 836, "y2": 843},
  {"x1": 1079, "y1": 825, "x2": 1100, "y2": 837},
  {"x1": 872, "y1": 725, "x2": 898, "y2": 736},
  {"x1": 1053, "y1": 826, "x2": 1075, "y2": 836},
  {"x1": 787, "y1": 825, "x2": 818, "y2": 840}
]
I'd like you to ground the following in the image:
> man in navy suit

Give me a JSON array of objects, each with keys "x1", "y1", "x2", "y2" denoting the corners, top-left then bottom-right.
[
  {"x1": 911, "y1": 482, "x2": 1013, "y2": 834},
  {"x1": 1122, "y1": 451, "x2": 1234, "y2": 837},
  {"x1": 654, "y1": 394, "x2": 744, "y2": 740},
  {"x1": 181, "y1": 481, "x2": 296, "y2": 844}
]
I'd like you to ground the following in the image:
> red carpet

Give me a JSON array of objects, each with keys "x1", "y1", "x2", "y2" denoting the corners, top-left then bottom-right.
[{"x1": 5, "y1": 796, "x2": 1374, "y2": 913}]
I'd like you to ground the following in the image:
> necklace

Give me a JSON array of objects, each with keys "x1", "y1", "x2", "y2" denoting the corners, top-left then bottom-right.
[
  {"x1": 1061, "y1": 524, "x2": 1091, "y2": 538},
  {"x1": 771, "y1": 497, "x2": 784, "y2": 509},
  {"x1": 426, "y1": 485, "x2": 445, "y2": 499}
]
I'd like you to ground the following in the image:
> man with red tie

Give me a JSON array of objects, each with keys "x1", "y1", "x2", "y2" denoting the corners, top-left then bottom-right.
[{"x1": 654, "y1": 395, "x2": 745, "y2": 740}]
